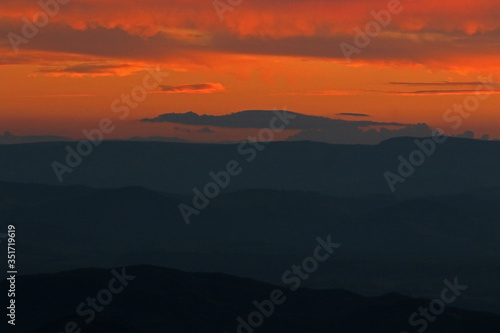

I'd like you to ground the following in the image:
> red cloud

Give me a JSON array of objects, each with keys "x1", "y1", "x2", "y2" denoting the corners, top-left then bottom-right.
[
  {"x1": 1, "y1": 0, "x2": 500, "y2": 71},
  {"x1": 155, "y1": 83, "x2": 225, "y2": 94}
]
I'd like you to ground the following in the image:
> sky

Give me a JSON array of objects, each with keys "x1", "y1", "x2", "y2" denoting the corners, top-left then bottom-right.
[{"x1": 1, "y1": 0, "x2": 499, "y2": 140}]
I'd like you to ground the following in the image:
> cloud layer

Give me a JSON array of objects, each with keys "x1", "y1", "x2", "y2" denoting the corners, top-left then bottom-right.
[
  {"x1": 156, "y1": 83, "x2": 225, "y2": 94},
  {"x1": 141, "y1": 110, "x2": 434, "y2": 144},
  {"x1": 2, "y1": 0, "x2": 500, "y2": 71}
]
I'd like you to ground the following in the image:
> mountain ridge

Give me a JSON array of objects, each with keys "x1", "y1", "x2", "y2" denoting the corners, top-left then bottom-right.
[{"x1": 3, "y1": 265, "x2": 500, "y2": 333}]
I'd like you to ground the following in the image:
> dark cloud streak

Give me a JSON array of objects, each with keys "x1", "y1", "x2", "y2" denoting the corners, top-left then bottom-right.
[{"x1": 337, "y1": 113, "x2": 371, "y2": 117}]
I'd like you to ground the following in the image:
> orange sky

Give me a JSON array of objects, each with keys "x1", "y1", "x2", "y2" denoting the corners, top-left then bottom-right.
[{"x1": 1, "y1": 0, "x2": 499, "y2": 140}]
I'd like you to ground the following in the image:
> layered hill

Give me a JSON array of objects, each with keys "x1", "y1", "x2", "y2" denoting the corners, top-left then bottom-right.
[
  {"x1": 2, "y1": 265, "x2": 500, "y2": 333},
  {"x1": 1, "y1": 182, "x2": 499, "y2": 313},
  {"x1": 0, "y1": 137, "x2": 499, "y2": 197}
]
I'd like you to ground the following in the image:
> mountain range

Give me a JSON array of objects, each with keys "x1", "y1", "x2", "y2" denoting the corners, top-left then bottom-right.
[
  {"x1": 0, "y1": 137, "x2": 499, "y2": 198},
  {"x1": 1, "y1": 181, "x2": 499, "y2": 313},
  {"x1": 2, "y1": 265, "x2": 500, "y2": 333}
]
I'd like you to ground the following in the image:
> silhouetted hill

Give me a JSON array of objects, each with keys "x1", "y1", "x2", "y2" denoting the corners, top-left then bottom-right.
[
  {"x1": 32, "y1": 314, "x2": 142, "y2": 333},
  {"x1": 1, "y1": 182, "x2": 499, "y2": 313},
  {"x1": 0, "y1": 137, "x2": 499, "y2": 198},
  {"x1": 2, "y1": 266, "x2": 500, "y2": 333},
  {"x1": 0, "y1": 131, "x2": 70, "y2": 144}
]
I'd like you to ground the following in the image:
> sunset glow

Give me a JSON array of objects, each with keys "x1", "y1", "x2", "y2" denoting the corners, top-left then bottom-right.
[{"x1": 1, "y1": 0, "x2": 499, "y2": 139}]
